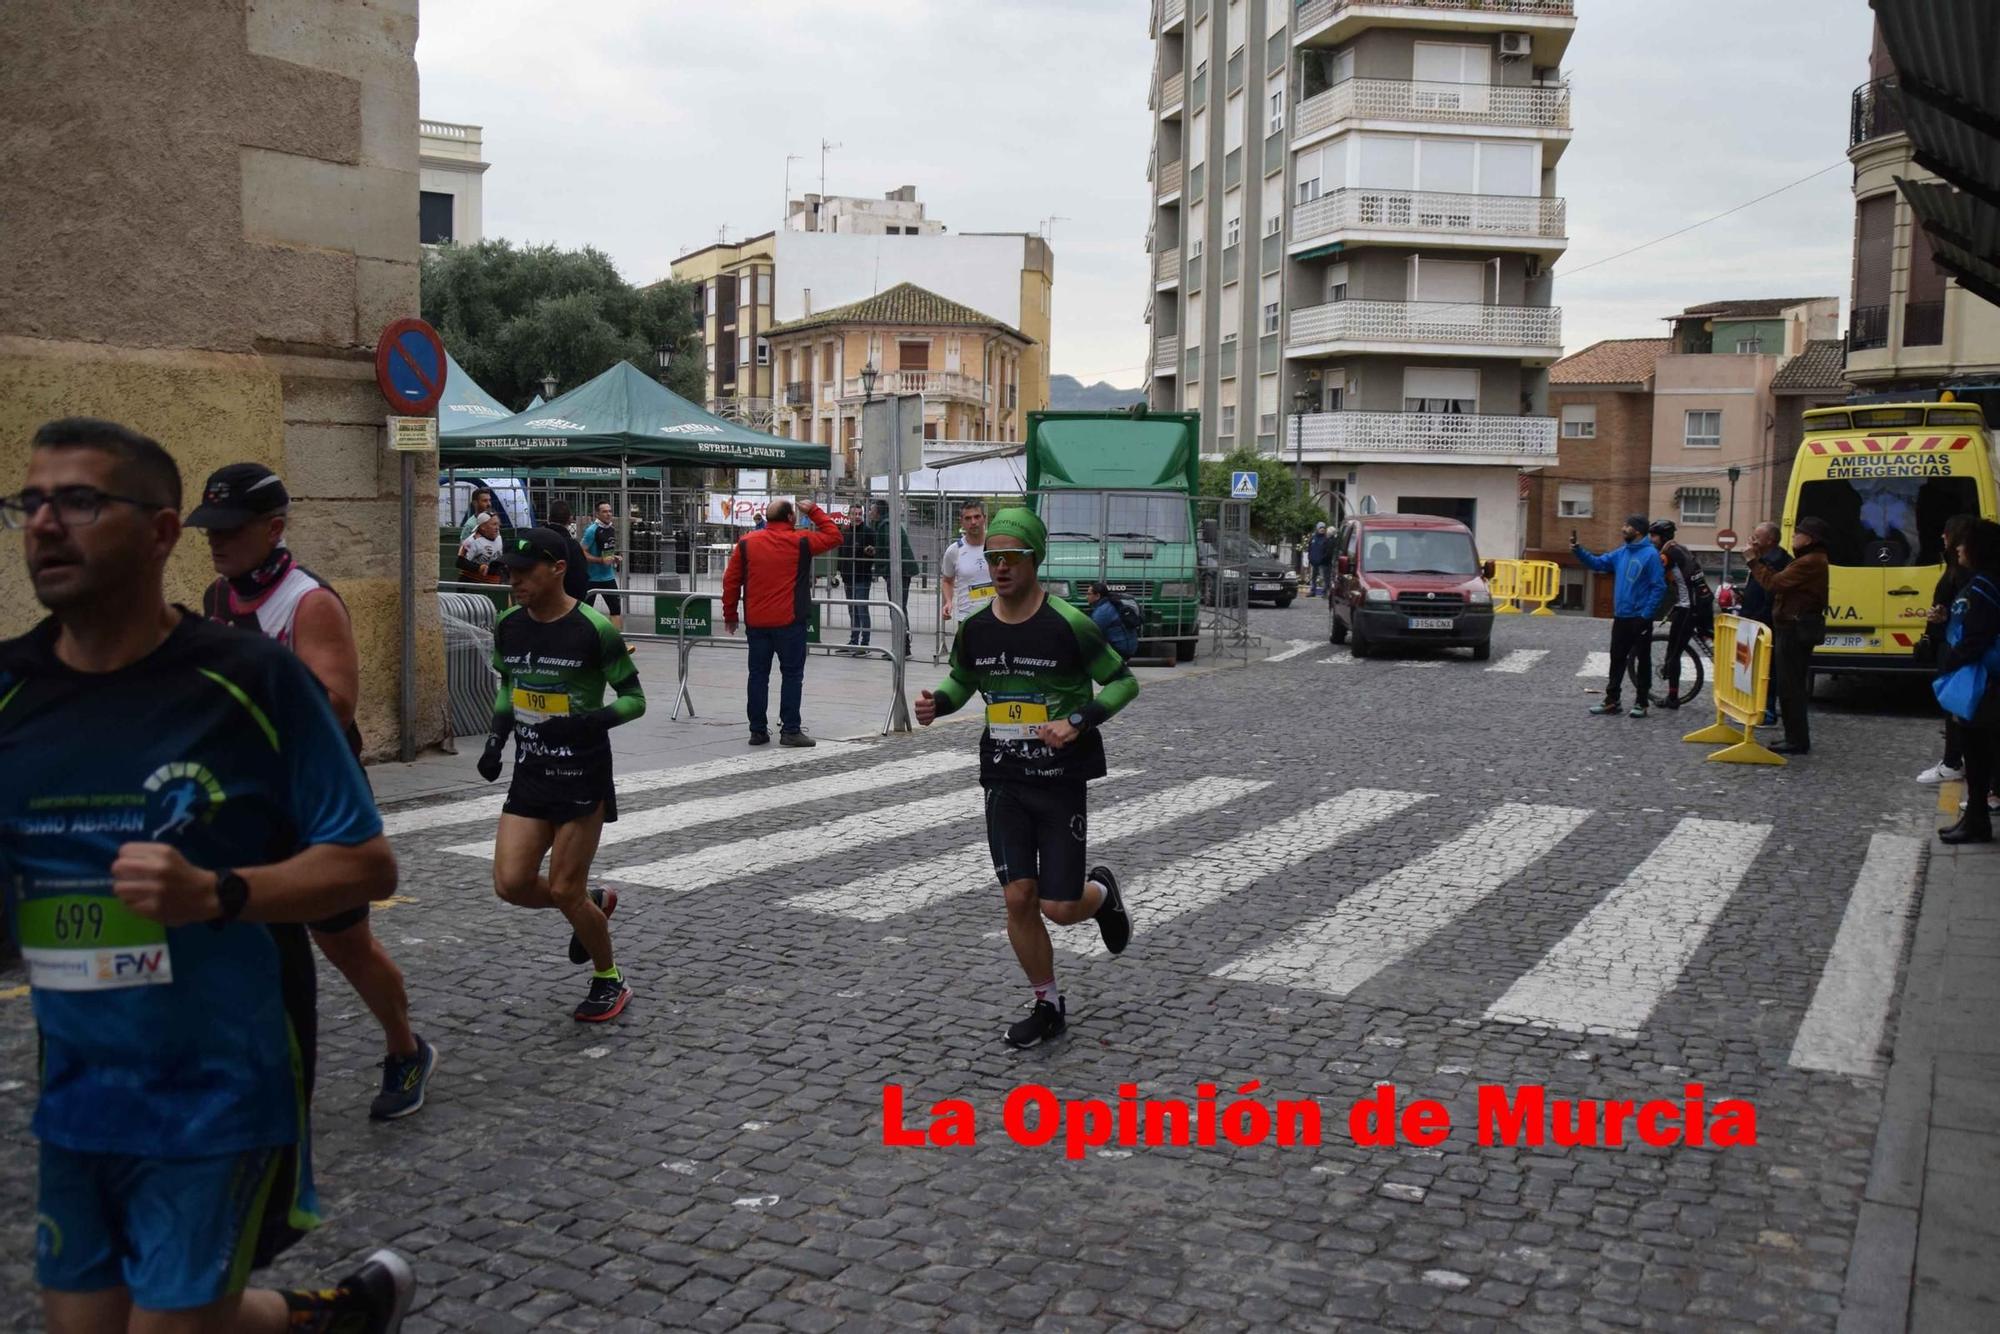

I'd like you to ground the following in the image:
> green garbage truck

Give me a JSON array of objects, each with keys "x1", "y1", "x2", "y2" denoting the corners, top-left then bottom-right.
[{"x1": 1026, "y1": 409, "x2": 1203, "y2": 663}]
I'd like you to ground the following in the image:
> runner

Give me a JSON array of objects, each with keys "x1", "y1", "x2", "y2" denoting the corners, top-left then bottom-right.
[
  {"x1": 189, "y1": 462, "x2": 437, "y2": 1121},
  {"x1": 1, "y1": 417, "x2": 413, "y2": 1331},
  {"x1": 476, "y1": 526, "x2": 645, "y2": 1022},
  {"x1": 580, "y1": 500, "x2": 624, "y2": 634},
  {"x1": 939, "y1": 498, "x2": 992, "y2": 628},
  {"x1": 913, "y1": 507, "x2": 1140, "y2": 1048}
]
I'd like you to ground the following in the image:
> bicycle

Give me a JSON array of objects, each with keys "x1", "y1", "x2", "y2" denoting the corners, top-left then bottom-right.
[{"x1": 1627, "y1": 611, "x2": 1711, "y2": 708}]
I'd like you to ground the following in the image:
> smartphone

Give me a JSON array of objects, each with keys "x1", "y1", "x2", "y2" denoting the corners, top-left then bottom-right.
[{"x1": 1569, "y1": 529, "x2": 1578, "y2": 546}]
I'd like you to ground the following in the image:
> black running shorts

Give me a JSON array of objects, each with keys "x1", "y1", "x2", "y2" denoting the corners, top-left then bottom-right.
[
  {"x1": 504, "y1": 757, "x2": 619, "y2": 825},
  {"x1": 588, "y1": 588, "x2": 623, "y2": 616},
  {"x1": 309, "y1": 904, "x2": 369, "y2": 935},
  {"x1": 984, "y1": 780, "x2": 1089, "y2": 901}
]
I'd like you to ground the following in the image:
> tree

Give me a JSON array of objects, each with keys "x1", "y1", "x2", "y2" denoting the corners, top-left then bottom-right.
[
  {"x1": 1198, "y1": 446, "x2": 1329, "y2": 544},
  {"x1": 419, "y1": 240, "x2": 704, "y2": 410}
]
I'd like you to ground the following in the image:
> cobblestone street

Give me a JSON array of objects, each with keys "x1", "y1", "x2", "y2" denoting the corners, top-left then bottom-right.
[{"x1": 0, "y1": 608, "x2": 1952, "y2": 1331}]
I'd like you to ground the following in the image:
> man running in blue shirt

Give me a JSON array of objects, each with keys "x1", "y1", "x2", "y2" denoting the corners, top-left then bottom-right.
[{"x1": 1, "y1": 418, "x2": 413, "y2": 1332}]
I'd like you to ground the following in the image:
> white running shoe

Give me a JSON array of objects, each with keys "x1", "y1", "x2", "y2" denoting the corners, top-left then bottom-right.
[{"x1": 1917, "y1": 762, "x2": 1965, "y2": 785}]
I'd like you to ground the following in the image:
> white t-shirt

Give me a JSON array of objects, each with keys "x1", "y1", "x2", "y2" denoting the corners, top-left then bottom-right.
[
  {"x1": 461, "y1": 531, "x2": 502, "y2": 568},
  {"x1": 942, "y1": 537, "x2": 994, "y2": 621}
]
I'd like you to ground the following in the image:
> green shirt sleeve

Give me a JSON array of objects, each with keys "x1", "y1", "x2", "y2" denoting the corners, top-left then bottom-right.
[
  {"x1": 931, "y1": 620, "x2": 977, "y2": 716},
  {"x1": 1055, "y1": 597, "x2": 1139, "y2": 725},
  {"x1": 591, "y1": 606, "x2": 647, "y2": 726},
  {"x1": 490, "y1": 607, "x2": 517, "y2": 721}
]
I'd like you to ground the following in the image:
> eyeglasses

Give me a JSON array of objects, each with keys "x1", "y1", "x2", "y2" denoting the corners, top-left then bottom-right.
[
  {"x1": 0, "y1": 486, "x2": 164, "y2": 530},
  {"x1": 983, "y1": 548, "x2": 1033, "y2": 568}
]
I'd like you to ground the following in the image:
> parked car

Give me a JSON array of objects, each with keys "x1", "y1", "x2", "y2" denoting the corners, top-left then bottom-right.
[
  {"x1": 1327, "y1": 514, "x2": 1495, "y2": 659},
  {"x1": 1199, "y1": 531, "x2": 1299, "y2": 608}
]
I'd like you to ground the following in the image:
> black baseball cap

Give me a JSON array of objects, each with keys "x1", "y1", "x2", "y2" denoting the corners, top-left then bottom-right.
[
  {"x1": 499, "y1": 527, "x2": 569, "y2": 570},
  {"x1": 187, "y1": 463, "x2": 290, "y2": 529}
]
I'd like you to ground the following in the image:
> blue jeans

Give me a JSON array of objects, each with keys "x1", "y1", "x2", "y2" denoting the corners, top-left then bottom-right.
[
  {"x1": 747, "y1": 623, "x2": 809, "y2": 736},
  {"x1": 848, "y1": 574, "x2": 873, "y2": 643}
]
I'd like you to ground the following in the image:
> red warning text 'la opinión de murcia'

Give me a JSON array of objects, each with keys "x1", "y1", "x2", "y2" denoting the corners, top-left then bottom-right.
[{"x1": 882, "y1": 1082, "x2": 1758, "y2": 1159}]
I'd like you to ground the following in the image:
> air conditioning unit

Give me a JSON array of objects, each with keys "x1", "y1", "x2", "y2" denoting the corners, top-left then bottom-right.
[{"x1": 1499, "y1": 32, "x2": 1532, "y2": 60}]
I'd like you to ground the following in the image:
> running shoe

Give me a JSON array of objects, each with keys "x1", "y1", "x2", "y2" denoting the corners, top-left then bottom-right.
[
  {"x1": 574, "y1": 974, "x2": 632, "y2": 1023},
  {"x1": 780, "y1": 731, "x2": 816, "y2": 747},
  {"x1": 368, "y1": 1037, "x2": 437, "y2": 1121},
  {"x1": 1628, "y1": 704, "x2": 1649, "y2": 719},
  {"x1": 568, "y1": 887, "x2": 616, "y2": 965},
  {"x1": 1091, "y1": 865, "x2": 1131, "y2": 955},
  {"x1": 1917, "y1": 762, "x2": 1965, "y2": 785},
  {"x1": 1588, "y1": 702, "x2": 1623, "y2": 716},
  {"x1": 1004, "y1": 998, "x2": 1066, "y2": 1049},
  {"x1": 285, "y1": 1248, "x2": 415, "y2": 1333},
  {"x1": 750, "y1": 731, "x2": 770, "y2": 746},
  {"x1": 1659, "y1": 691, "x2": 1681, "y2": 711}
]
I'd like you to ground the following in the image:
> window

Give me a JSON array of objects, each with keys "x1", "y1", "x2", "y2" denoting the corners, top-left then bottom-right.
[
  {"x1": 1219, "y1": 404, "x2": 1237, "y2": 437},
  {"x1": 1560, "y1": 403, "x2": 1596, "y2": 438},
  {"x1": 1189, "y1": 235, "x2": 1204, "y2": 259},
  {"x1": 1261, "y1": 273, "x2": 1279, "y2": 333},
  {"x1": 1330, "y1": 47, "x2": 1355, "y2": 85},
  {"x1": 1269, "y1": 86, "x2": 1285, "y2": 134},
  {"x1": 755, "y1": 337, "x2": 770, "y2": 366},
  {"x1": 1225, "y1": 214, "x2": 1242, "y2": 247},
  {"x1": 898, "y1": 340, "x2": 931, "y2": 371},
  {"x1": 1194, "y1": 57, "x2": 1208, "y2": 81},
  {"x1": 1734, "y1": 337, "x2": 1764, "y2": 354},
  {"x1": 738, "y1": 335, "x2": 750, "y2": 366},
  {"x1": 1190, "y1": 109, "x2": 1206, "y2": 168},
  {"x1": 1263, "y1": 302, "x2": 1279, "y2": 334},
  {"x1": 1296, "y1": 176, "x2": 1322, "y2": 207},
  {"x1": 1326, "y1": 261, "x2": 1349, "y2": 303},
  {"x1": 1225, "y1": 91, "x2": 1245, "y2": 153},
  {"x1": 757, "y1": 273, "x2": 772, "y2": 306},
  {"x1": 1558, "y1": 483, "x2": 1593, "y2": 518},
  {"x1": 1796, "y1": 475, "x2": 1979, "y2": 566},
  {"x1": 1402, "y1": 367, "x2": 1478, "y2": 414},
  {"x1": 419, "y1": 191, "x2": 454, "y2": 244},
  {"x1": 1259, "y1": 375, "x2": 1278, "y2": 434},
  {"x1": 706, "y1": 285, "x2": 717, "y2": 317},
  {"x1": 1220, "y1": 283, "x2": 1239, "y2": 342},
  {"x1": 1684, "y1": 410, "x2": 1722, "y2": 448},
  {"x1": 1677, "y1": 487, "x2": 1720, "y2": 526}
]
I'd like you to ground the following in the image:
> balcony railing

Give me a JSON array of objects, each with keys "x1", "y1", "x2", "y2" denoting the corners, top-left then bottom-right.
[
  {"x1": 1296, "y1": 0, "x2": 1574, "y2": 34},
  {"x1": 1295, "y1": 78, "x2": 1571, "y2": 137},
  {"x1": 1850, "y1": 304, "x2": 1890, "y2": 352},
  {"x1": 1156, "y1": 246, "x2": 1182, "y2": 284},
  {"x1": 1292, "y1": 188, "x2": 1566, "y2": 246},
  {"x1": 840, "y1": 370, "x2": 983, "y2": 401},
  {"x1": 1155, "y1": 335, "x2": 1180, "y2": 372},
  {"x1": 783, "y1": 381, "x2": 811, "y2": 407},
  {"x1": 1283, "y1": 410, "x2": 1558, "y2": 460},
  {"x1": 1160, "y1": 0, "x2": 1186, "y2": 29},
  {"x1": 1161, "y1": 71, "x2": 1185, "y2": 113},
  {"x1": 1850, "y1": 77, "x2": 1905, "y2": 149},
  {"x1": 1157, "y1": 159, "x2": 1184, "y2": 197},
  {"x1": 1288, "y1": 299, "x2": 1563, "y2": 351},
  {"x1": 1904, "y1": 300, "x2": 1945, "y2": 348}
]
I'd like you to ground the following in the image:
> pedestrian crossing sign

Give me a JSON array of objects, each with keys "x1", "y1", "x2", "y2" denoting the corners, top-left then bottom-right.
[{"x1": 1231, "y1": 470, "x2": 1259, "y2": 499}]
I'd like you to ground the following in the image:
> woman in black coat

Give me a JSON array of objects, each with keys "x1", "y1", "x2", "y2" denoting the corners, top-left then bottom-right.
[
  {"x1": 1918, "y1": 514, "x2": 1981, "y2": 785},
  {"x1": 1938, "y1": 519, "x2": 2000, "y2": 845}
]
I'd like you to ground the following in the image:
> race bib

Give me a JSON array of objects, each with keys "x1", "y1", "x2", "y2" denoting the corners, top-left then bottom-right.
[
  {"x1": 18, "y1": 890, "x2": 173, "y2": 992},
  {"x1": 968, "y1": 583, "x2": 996, "y2": 603},
  {"x1": 985, "y1": 693, "x2": 1049, "y2": 741},
  {"x1": 512, "y1": 686, "x2": 571, "y2": 724}
]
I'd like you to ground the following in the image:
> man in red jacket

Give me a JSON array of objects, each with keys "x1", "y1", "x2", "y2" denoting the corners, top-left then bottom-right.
[{"x1": 723, "y1": 498, "x2": 844, "y2": 746}]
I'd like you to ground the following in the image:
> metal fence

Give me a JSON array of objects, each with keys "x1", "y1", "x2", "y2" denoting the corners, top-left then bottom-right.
[{"x1": 1195, "y1": 495, "x2": 1255, "y2": 666}]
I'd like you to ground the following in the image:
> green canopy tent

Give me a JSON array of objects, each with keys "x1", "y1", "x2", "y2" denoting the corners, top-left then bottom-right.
[{"x1": 436, "y1": 352, "x2": 517, "y2": 436}]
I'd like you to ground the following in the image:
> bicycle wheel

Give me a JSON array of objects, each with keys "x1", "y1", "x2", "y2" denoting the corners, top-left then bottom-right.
[{"x1": 1627, "y1": 634, "x2": 1704, "y2": 707}]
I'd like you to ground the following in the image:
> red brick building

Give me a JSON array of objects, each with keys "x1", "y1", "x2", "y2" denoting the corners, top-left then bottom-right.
[{"x1": 1523, "y1": 339, "x2": 1668, "y2": 617}]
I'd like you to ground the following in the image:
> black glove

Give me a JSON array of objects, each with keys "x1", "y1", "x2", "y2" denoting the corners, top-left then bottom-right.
[{"x1": 476, "y1": 732, "x2": 506, "y2": 782}]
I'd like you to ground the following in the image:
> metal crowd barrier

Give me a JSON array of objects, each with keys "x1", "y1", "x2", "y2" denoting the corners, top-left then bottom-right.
[{"x1": 1682, "y1": 614, "x2": 1782, "y2": 766}]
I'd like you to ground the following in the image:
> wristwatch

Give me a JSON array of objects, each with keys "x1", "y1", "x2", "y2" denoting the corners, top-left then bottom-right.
[
  {"x1": 213, "y1": 870, "x2": 249, "y2": 923},
  {"x1": 1067, "y1": 711, "x2": 1089, "y2": 732}
]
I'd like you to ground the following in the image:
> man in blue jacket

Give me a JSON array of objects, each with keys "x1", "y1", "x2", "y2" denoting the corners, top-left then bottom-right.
[{"x1": 1572, "y1": 515, "x2": 1668, "y2": 718}]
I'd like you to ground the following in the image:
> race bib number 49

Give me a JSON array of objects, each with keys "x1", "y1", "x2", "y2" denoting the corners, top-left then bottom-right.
[
  {"x1": 985, "y1": 693, "x2": 1049, "y2": 741},
  {"x1": 19, "y1": 891, "x2": 173, "y2": 992}
]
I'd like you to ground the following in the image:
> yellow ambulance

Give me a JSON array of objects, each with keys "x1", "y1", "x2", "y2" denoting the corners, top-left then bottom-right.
[{"x1": 1782, "y1": 400, "x2": 1998, "y2": 674}]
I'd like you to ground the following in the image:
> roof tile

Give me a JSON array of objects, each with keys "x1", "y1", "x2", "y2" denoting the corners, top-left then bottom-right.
[
  {"x1": 1551, "y1": 338, "x2": 1670, "y2": 386},
  {"x1": 765, "y1": 282, "x2": 1029, "y2": 342},
  {"x1": 1771, "y1": 338, "x2": 1849, "y2": 393}
]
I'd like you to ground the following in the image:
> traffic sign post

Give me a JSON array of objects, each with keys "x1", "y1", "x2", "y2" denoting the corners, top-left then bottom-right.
[
  {"x1": 1715, "y1": 528, "x2": 1739, "y2": 551},
  {"x1": 373, "y1": 317, "x2": 446, "y2": 761},
  {"x1": 1231, "y1": 470, "x2": 1259, "y2": 500}
]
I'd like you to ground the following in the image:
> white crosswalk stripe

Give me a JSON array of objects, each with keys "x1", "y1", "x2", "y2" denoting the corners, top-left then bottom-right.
[
  {"x1": 436, "y1": 752, "x2": 975, "y2": 859},
  {"x1": 1789, "y1": 833, "x2": 1926, "y2": 1077},
  {"x1": 1214, "y1": 804, "x2": 1591, "y2": 996},
  {"x1": 379, "y1": 743, "x2": 858, "y2": 837},
  {"x1": 1265, "y1": 640, "x2": 1320, "y2": 663},
  {"x1": 1577, "y1": 651, "x2": 1611, "y2": 679},
  {"x1": 1060, "y1": 788, "x2": 1431, "y2": 957},
  {"x1": 1487, "y1": 649, "x2": 1549, "y2": 674},
  {"x1": 1487, "y1": 818, "x2": 1772, "y2": 1038},
  {"x1": 1316, "y1": 653, "x2": 1359, "y2": 665},
  {"x1": 787, "y1": 777, "x2": 1268, "y2": 922}
]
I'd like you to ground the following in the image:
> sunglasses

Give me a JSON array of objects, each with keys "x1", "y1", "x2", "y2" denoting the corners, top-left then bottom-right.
[{"x1": 982, "y1": 549, "x2": 1033, "y2": 568}]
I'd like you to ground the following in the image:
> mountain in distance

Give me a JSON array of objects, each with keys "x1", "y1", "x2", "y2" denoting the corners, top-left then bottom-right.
[{"x1": 1049, "y1": 374, "x2": 1146, "y2": 410}]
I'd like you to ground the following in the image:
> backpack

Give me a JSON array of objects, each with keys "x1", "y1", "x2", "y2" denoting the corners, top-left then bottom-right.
[{"x1": 1115, "y1": 598, "x2": 1143, "y2": 633}]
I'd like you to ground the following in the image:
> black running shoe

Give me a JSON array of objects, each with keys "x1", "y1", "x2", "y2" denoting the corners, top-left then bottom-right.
[
  {"x1": 284, "y1": 1248, "x2": 416, "y2": 1333},
  {"x1": 574, "y1": 973, "x2": 632, "y2": 1023},
  {"x1": 568, "y1": 887, "x2": 616, "y2": 965},
  {"x1": 368, "y1": 1037, "x2": 437, "y2": 1121},
  {"x1": 749, "y1": 731, "x2": 770, "y2": 746},
  {"x1": 1004, "y1": 998, "x2": 1066, "y2": 1049},
  {"x1": 1091, "y1": 866, "x2": 1131, "y2": 955}
]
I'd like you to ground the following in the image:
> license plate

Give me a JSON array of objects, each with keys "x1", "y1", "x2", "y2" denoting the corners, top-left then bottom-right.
[
  {"x1": 1821, "y1": 634, "x2": 1870, "y2": 649},
  {"x1": 1253, "y1": 583, "x2": 1281, "y2": 592},
  {"x1": 1406, "y1": 616, "x2": 1454, "y2": 630}
]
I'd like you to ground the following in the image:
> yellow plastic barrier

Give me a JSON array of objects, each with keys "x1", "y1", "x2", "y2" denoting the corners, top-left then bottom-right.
[
  {"x1": 1489, "y1": 558, "x2": 1522, "y2": 613},
  {"x1": 1518, "y1": 559, "x2": 1561, "y2": 616},
  {"x1": 1682, "y1": 614, "x2": 1783, "y2": 766}
]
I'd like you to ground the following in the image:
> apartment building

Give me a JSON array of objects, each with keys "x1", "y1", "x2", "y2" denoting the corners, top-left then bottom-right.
[
  {"x1": 419, "y1": 119, "x2": 486, "y2": 246},
  {"x1": 670, "y1": 233, "x2": 778, "y2": 429},
  {"x1": 1845, "y1": 22, "x2": 2000, "y2": 397},
  {"x1": 1143, "y1": 0, "x2": 1574, "y2": 558},
  {"x1": 764, "y1": 283, "x2": 1031, "y2": 481}
]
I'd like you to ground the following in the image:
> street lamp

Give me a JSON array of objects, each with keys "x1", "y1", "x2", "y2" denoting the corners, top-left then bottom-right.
[
  {"x1": 655, "y1": 340, "x2": 673, "y2": 384},
  {"x1": 860, "y1": 361, "x2": 879, "y2": 404},
  {"x1": 539, "y1": 372, "x2": 558, "y2": 400},
  {"x1": 1292, "y1": 387, "x2": 1312, "y2": 495}
]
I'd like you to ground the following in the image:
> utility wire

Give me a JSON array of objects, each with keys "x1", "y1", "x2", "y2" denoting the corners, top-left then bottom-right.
[{"x1": 1553, "y1": 161, "x2": 1849, "y2": 282}]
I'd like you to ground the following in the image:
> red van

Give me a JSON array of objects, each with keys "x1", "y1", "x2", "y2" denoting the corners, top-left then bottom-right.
[{"x1": 1326, "y1": 514, "x2": 1496, "y2": 660}]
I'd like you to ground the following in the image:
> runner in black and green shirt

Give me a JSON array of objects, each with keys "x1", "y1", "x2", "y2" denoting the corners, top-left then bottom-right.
[
  {"x1": 915, "y1": 507, "x2": 1140, "y2": 1048},
  {"x1": 477, "y1": 527, "x2": 646, "y2": 1022}
]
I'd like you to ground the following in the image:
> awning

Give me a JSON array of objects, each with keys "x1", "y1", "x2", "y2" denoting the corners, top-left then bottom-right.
[
  {"x1": 1898, "y1": 177, "x2": 2000, "y2": 309},
  {"x1": 436, "y1": 352, "x2": 516, "y2": 434}
]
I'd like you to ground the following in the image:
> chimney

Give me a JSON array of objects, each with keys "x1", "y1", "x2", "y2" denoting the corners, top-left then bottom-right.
[{"x1": 802, "y1": 288, "x2": 812, "y2": 316}]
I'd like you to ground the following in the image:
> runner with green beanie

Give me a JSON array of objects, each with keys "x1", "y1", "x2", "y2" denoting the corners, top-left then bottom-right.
[{"x1": 914, "y1": 506, "x2": 1141, "y2": 1048}]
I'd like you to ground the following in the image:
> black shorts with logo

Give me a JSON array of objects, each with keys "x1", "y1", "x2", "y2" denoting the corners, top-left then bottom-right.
[
  {"x1": 984, "y1": 780, "x2": 1089, "y2": 901},
  {"x1": 504, "y1": 756, "x2": 619, "y2": 826}
]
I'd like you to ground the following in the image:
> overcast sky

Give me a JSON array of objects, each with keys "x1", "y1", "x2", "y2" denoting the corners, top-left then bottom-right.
[{"x1": 418, "y1": 0, "x2": 1875, "y2": 387}]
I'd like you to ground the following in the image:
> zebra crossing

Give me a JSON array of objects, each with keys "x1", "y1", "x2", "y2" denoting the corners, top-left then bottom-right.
[
  {"x1": 1272, "y1": 640, "x2": 1640, "y2": 687},
  {"x1": 377, "y1": 746, "x2": 1923, "y2": 1076}
]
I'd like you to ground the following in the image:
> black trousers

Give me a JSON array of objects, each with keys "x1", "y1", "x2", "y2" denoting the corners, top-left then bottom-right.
[
  {"x1": 1960, "y1": 722, "x2": 1997, "y2": 830},
  {"x1": 1661, "y1": 606, "x2": 1696, "y2": 694},
  {"x1": 1606, "y1": 616, "x2": 1651, "y2": 704},
  {"x1": 1772, "y1": 621, "x2": 1814, "y2": 749}
]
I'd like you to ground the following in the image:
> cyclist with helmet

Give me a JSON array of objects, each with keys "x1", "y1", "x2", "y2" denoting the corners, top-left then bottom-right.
[{"x1": 1649, "y1": 519, "x2": 1714, "y2": 710}]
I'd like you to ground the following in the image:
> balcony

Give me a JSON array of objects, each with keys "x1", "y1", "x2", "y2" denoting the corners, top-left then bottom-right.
[
  {"x1": 1159, "y1": 0, "x2": 1186, "y2": 32},
  {"x1": 1156, "y1": 245, "x2": 1182, "y2": 287},
  {"x1": 783, "y1": 381, "x2": 811, "y2": 407},
  {"x1": 839, "y1": 370, "x2": 984, "y2": 402},
  {"x1": 1294, "y1": 0, "x2": 1575, "y2": 50},
  {"x1": 1293, "y1": 78, "x2": 1571, "y2": 143},
  {"x1": 1849, "y1": 77, "x2": 1905, "y2": 149},
  {"x1": 1155, "y1": 335, "x2": 1180, "y2": 375},
  {"x1": 1287, "y1": 299, "x2": 1562, "y2": 357},
  {"x1": 1850, "y1": 304, "x2": 1890, "y2": 352},
  {"x1": 1160, "y1": 71, "x2": 1185, "y2": 116},
  {"x1": 1904, "y1": 300, "x2": 1945, "y2": 347},
  {"x1": 1281, "y1": 409, "x2": 1557, "y2": 464},
  {"x1": 1291, "y1": 188, "x2": 1566, "y2": 253},
  {"x1": 1156, "y1": 158, "x2": 1184, "y2": 199}
]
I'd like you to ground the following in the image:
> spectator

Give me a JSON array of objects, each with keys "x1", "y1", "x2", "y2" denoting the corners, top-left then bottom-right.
[
  {"x1": 870, "y1": 498, "x2": 918, "y2": 657},
  {"x1": 1917, "y1": 514, "x2": 1981, "y2": 785},
  {"x1": 1571, "y1": 516, "x2": 1667, "y2": 719},
  {"x1": 722, "y1": 498, "x2": 844, "y2": 746},
  {"x1": 457, "y1": 511, "x2": 504, "y2": 583},
  {"x1": 1307, "y1": 522, "x2": 1332, "y2": 597},
  {"x1": 1741, "y1": 521, "x2": 1791, "y2": 726},
  {"x1": 1087, "y1": 581, "x2": 1141, "y2": 658},
  {"x1": 546, "y1": 500, "x2": 593, "y2": 602},
  {"x1": 459, "y1": 485, "x2": 495, "y2": 541},
  {"x1": 1936, "y1": 519, "x2": 2000, "y2": 844},
  {"x1": 841, "y1": 505, "x2": 877, "y2": 652},
  {"x1": 580, "y1": 501, "x2": 624, "y2": 634},
  {"x1": 1750, "y1": 515, "x2": 1832, "y2": 756}
]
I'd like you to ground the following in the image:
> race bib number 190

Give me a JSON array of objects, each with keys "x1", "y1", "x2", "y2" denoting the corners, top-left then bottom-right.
[
  {"x1": 18, "y1": 891, "x2": 173, "y2": 992},
  {"x1": 512, "y1": 686, "x2": 571, "y2": 725}
]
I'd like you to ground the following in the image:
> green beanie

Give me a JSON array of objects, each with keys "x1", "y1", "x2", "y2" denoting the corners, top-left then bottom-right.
[{"x1": 985, "y1": 507, "x2": 1047, "y2": 565}]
